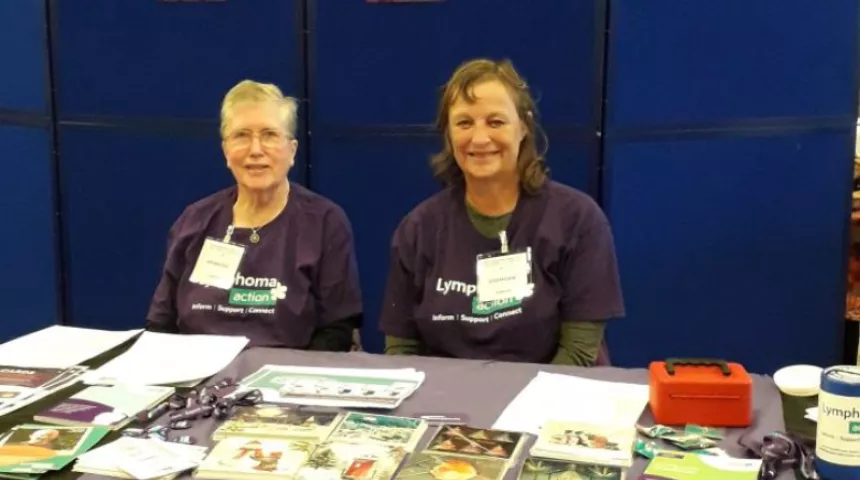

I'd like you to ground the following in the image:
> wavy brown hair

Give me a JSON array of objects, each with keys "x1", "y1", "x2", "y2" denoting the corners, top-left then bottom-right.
[{"x1": 430, "y1": 58, "x2": 549, "y2": 193}]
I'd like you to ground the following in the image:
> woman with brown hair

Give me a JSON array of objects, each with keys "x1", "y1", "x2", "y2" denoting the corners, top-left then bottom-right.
[{"x1": 378, "y1": 58, "x2": 624, "y2": 366}]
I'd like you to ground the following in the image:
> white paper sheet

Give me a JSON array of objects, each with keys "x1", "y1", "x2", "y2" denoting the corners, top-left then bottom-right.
[
  {"x1": 492, "y1": 371, "x2": 650, "y2": 435},
  {"x1": 83, "y1": 332, "x2": 248, "y2": 386},
  {"x1": 75, "y1": 437, "x2": 206, "y2": 480},
  {"x1": 0, "y1": 326, "x2": 142, "y2": 368}
]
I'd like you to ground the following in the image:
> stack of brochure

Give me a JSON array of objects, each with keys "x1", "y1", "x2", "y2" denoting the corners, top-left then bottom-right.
[
  {"x1": 0, "y1": 365, "x2": 89, "y2": 417},
  {"x1": 34, "y1": 384, "x2": 175, "y2": 430},
  {"x1": 73, "y1": 437, "x2": 207, "y2": 479},
  {"x1": 237, "y1": 365, "x2": 426, "y2": 409},
  {"x1": 521, "y1": 419, "x2": 636, "y2": 480},
  {"x1": 211, "y1": 404, "x2": 345, "y2": 442},
  {"x1": 0, "y1": 325, "x2": 150, "y2": 418},
  {"x1": 196, "y1": 411, "x2": 427, "y2": 480},
  {"x1": 0, "y1": 326, "x2": 142, "y2": 369}
]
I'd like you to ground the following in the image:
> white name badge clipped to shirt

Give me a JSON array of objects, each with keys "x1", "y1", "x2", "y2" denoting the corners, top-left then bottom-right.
[
  {"x1": 475, "y1": 231, "x2": 534, "y2": 304},
  {"x1": 189, "y1": 225, "x2": 246, "y2": 290}
]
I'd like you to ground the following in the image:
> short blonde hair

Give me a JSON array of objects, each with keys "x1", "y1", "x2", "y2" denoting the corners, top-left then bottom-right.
[{"x1": 219, "y1": 80, "x2": 299, "y2": 139}]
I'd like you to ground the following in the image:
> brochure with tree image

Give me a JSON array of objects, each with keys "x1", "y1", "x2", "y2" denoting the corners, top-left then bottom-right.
[
  {"x1": 212, "y1": 404, "x2": 344, "y2": 442},
  {"x1": 327, "y1": 413, "x2": 428, "y2": 451},
  {"x1": 296, "y1": 441, "x2": 408, "y2": 480}
]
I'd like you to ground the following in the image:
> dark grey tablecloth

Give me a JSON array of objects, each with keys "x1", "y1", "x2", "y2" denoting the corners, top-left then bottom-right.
[{"x1": 80, "y1": 347, "x2": 790, "y2": 479}]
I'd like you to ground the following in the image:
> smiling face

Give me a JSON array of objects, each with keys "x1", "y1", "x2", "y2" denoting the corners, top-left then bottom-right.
[
  {"x1": 446, "y1": 80, "x2": 526, "y2": 183},
  {"x1": 222, "y1": 101, "x2": 297, "y2": 193}
]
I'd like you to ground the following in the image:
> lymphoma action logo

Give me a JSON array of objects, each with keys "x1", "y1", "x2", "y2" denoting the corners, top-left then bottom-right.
[
  {"x1": 471, "y1": 297, "x2": 522, "y2": 315},
  {"x1": 436, "y1": 277, "x2": 522, "y2": 314},
  {"x1": 228, "y1": 273, "x2": 286, "y2": 306}
]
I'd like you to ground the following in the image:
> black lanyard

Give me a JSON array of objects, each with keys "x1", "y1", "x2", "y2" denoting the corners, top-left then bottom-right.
[
  {"x1": 739, "y1": 430, "x2": 820, "y2": 480},
  {"x1": 124, "y1": 379, "x2": 263, "y2": 445}
]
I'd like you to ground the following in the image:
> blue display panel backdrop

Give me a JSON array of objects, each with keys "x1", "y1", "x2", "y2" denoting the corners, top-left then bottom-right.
[
  {"x1": 0, "y1": 1, "x2": 59, "y2": 339},
  {"x1": 602, "y1": 0, "x2": 859, "y2": 374},
  {"x1": 308, "y1": 0, "x2": 605, "y2": 353},
  {"x1": 1, "y1": 1, "x2": 857, "y2": 375},
  {"x1": 50, "y1": 0, "x2": 306, "y2": 330}
]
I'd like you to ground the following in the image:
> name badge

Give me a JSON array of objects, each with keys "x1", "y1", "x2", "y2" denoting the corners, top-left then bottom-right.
[
  {"x1": 475, "y1": 232, "x2": 533, "y2": 303},
  {"x1": 189, "y1": 226, "x2": 245, "y2": 290}
]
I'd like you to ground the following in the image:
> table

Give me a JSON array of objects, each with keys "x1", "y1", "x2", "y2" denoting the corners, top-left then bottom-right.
[{"x1": 71, "y1": 347, "x2": 793, "y2": 480}]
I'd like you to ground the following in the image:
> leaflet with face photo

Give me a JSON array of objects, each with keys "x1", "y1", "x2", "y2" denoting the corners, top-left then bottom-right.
[{"x1": 0, "y1": 424, "x2": 110, "y2": 474}]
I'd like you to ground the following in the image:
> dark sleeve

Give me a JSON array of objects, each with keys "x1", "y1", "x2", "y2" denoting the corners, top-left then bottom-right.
[
  {"x1": 308, "y1": 315, "x2": 361, "y2": 352},
  {"x1": 378, "y1": 218, "x2": 421, "y2": 339},
  {"x1": 314, "y1": 207, "x2": 363, "y2": 327},
  {"x1": 559, "y1": 205, "x2": 625, "y2": 321},
  {"x1": 551, "y1": 320, "x2": 606, "y2": 366},
  {"x1": 385, "y1": 336, "x2": 421, "y2": 355},
  {"x1": 145, "y1": 216, "x2": 185, "y2": 334}
]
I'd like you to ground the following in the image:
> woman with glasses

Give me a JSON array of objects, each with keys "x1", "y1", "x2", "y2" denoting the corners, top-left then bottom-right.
[{"x1": 145, "y1": 80, "x2": 362, "y2": 352}]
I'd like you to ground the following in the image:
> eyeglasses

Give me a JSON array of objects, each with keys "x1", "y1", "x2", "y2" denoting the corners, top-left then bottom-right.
[{"x1": 225, "y1": 129, "x2": 289, "y2": 150}]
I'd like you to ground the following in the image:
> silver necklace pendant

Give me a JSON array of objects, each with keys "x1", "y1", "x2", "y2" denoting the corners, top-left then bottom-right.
[{"x1": 250, "y1": 231, "x2": 260, "y2": 244}]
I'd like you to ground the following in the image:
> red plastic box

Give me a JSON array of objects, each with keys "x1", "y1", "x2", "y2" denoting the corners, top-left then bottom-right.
[{"x1": 648, "y1": 358, "x2": 753, "y2": 427}]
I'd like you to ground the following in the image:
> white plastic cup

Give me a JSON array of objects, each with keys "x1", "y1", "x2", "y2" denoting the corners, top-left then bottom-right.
[
  {"x1": 774, "y1": 364, "x2": 823, "y2": 397},
  {"x1": 773, "y1": 364, "x2": 822, "y2": 442}
]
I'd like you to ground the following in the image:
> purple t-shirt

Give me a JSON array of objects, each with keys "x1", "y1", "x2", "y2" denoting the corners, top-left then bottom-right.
[
  {"x1": 379, "y1": 181, "x2": 624, "y2": 363},
  {"x1": 146, "y1": 183, "x2": 363, "y2": 348}
]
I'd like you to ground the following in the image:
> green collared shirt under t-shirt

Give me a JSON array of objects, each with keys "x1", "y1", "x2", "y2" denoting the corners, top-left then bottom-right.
[{"x1": 385, "y1": 199, "x2": 606, "y2": 367}]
